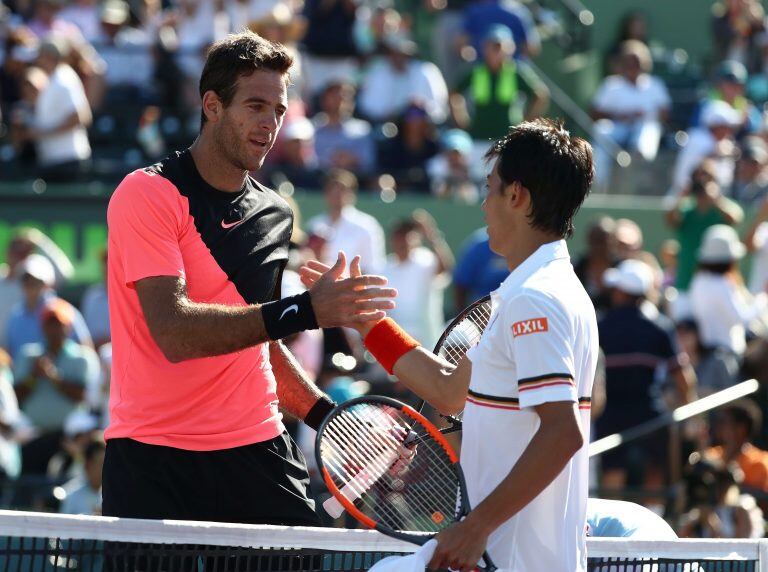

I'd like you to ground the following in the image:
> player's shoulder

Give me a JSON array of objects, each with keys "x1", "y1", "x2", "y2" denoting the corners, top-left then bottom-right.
[{"x1": 249, "y1": 177, "x2": 292, "y2": 214}]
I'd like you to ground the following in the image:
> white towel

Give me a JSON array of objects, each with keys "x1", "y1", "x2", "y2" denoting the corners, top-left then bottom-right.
[
  {"x1": 368, "y1": 539, "x2": 508, "y2": 571},
  {"x1": 368, "y1": 539, "x2": 438, "y2": 572}
]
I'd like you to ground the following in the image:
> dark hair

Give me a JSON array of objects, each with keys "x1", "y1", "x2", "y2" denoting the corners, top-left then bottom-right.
[
  {"x1": 391, "y1": 217, "x2": 419, "y2": 235},
  {"x1": 84, "y1": 438, "x2": 106, "y2": 464},
  {"x1": 698, "y1": 261, "x2": 735, "y2": 274},
  {"x1": 485, "y1": 118, "x2": 594, "y2": 238},
  {"x1": 199, "y1": 32, "x2": 293, "y2": 126},
  {"x1": 722, "y1": 399, "x2": 762, "y2": 439}
]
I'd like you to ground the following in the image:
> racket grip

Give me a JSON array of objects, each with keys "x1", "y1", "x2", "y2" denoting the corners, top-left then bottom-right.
[
  {"x1": 323, "y1": 495, "x2": 346, "y2": 519},
  {"x1": 323, "y1": 469, "x2": 371, "y2": 518}
]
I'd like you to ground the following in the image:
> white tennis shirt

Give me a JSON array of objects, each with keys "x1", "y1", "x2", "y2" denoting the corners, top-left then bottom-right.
[{"x1": 462, "y1": 240, "x2": 598, "y2": 572}]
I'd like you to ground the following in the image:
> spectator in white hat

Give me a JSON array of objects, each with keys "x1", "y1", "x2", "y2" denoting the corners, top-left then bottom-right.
[
  {"x1": 263, "y1": 116, "x2": 322, "y2": 190},
  {"x1": 4, "y1": 255, "x2": 91, "y2": 360},
  {"x1": 597, "y1": 259, "x2": 697, "y2": 494},
  {"x1": 671, "y1": 100, "x2": 741, "y2": 195},
  {"x1": 690, "y1": 225, "x2": 768, "y2": 357}
]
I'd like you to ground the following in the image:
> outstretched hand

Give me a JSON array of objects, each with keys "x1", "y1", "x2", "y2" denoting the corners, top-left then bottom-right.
[{"x1": 306, "y1": 252, "x2": 396, "y2": 329}]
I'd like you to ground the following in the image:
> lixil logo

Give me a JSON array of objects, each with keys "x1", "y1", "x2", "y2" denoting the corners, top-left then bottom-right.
[{"x1": 512, "y1": 317, "x2": 548, "y2": 337}]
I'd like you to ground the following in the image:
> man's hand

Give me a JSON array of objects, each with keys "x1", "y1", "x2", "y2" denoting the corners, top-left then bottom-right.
[
  {"x1": 308, "y1": 252, "x2": 396, "y2": 328},
  {"x1": 428, "y1": 518, "x2": 490, "y2": 572}
]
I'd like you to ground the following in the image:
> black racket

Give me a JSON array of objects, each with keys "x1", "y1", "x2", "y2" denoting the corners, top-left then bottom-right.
[
  {"x1": 316, "y1": 395, "x2": 497, "y2": 571},
  {"x1": 419, "y1": 295, "x2": 493, "y2": 435}
]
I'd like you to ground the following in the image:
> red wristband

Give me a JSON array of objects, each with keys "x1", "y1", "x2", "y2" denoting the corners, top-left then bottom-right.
[{"x1": 363, "y1": 318, "x2": 420, "y2": 374}]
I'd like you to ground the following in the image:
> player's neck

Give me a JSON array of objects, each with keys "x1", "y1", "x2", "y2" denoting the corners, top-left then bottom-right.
[
  {"x1": 503, "y1": 230, "x2": 561, "y2": 272},
  {"x1": 189, "y1": 137, "x2": 249, "y2": 193}
]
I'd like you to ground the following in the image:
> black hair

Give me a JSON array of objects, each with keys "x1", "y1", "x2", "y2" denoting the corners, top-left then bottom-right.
[
  {"x1": 485, "y1": 118, "x2": 594, "y2": 238},
  {"x1": 722, "y1": 399, "x2": 763, "y2": 440},
  {"x1": 698, "y1": 262, "x2": 735, "y2": 275}
]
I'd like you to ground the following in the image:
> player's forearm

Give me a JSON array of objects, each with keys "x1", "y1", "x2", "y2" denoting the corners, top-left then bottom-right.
[
  {"x1": 463, "y1": 413, "x2": 584, "y2": 534},
  {"x1": 391, "y1": 349, "x2": 469, "y2": 415},
  {"x1": 269, "y1": 341, "x2": 327, "y2": 421},
  {"x1": 149, "y1": 299, "x2": 271, "y2": 362}
]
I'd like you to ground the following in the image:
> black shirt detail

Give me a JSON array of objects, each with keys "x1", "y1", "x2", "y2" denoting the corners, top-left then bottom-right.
[{"x1": 146, "y1": 150, "x2": 293, "y2": 304}]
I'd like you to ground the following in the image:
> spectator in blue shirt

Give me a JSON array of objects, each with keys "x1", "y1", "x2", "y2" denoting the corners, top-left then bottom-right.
[
  {"x1": 452, "y1": 227, "x2": 509, "y2": 310},
  {"x1": 5, "y1": 255, "x2": 91, "y2": 360},
  {"x1": 14, "y1": 298, "x2": 100, "y2": 475},
  {"x1": 461, "y1": 0, "x2": 540, "y2": 60},
  {"x1": 59, "y1": 437, "x2": 104, "y2": 515},
  {"x1": 312, "y1": 81, "x2": 376, "y2": 181}
]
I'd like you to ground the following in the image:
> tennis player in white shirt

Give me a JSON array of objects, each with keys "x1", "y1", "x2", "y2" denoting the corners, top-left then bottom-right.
[{"x1": 301, "y1": 118, "x2": 598, "y2": 571}]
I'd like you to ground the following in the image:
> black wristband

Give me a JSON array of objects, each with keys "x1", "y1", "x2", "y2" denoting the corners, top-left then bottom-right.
[
  {"x1": 304, "y1": 396, "x2": 336, "y2": 431},
  {"x1": 261, "y1": 291, "x2": 319, "y2": 340}
]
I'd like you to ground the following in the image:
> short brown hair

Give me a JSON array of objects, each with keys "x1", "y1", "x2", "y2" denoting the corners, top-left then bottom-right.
[
  {"x1": 324, "y1": 169, "x2": 358, "y2": 192},
  {"x1": 199, "y1": 32, "x2": 293, "y2": 125}
]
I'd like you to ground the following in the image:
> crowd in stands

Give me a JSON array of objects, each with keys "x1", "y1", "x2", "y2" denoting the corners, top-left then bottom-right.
[{"x1": 5, "y1": 0, "x2": 768, "y2": 542}]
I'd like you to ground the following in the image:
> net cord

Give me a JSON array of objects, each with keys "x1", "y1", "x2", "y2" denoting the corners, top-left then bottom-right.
[{"x1": 0, "y1": 510, "x2": 765, "y2": 565}]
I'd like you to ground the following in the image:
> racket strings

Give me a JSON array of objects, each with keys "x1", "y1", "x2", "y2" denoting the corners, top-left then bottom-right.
[
  {"x1": 320, "y1": 404, "x2": 463, "y2": 533},
  {"x1": 327, "y1": 407, "x2": 459, "y2": 524}
]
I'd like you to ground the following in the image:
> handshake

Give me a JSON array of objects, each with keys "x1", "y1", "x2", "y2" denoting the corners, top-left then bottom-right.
[{"x1": 302, "y1": 251, "x2": 397, "y2": 333}]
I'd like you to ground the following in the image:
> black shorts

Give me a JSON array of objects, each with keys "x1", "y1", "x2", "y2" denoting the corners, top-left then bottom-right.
[{"x1": 102, "y1": 431, "x2": 319, "y2": 526}]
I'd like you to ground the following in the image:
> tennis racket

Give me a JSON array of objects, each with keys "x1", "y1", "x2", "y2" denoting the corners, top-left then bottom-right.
[
  {"x1": 420, "y1": 295, "x2": 493, "y2": 435},
  {"x1": 316, "y1": 395, "x2": 497, "y2": 571}
]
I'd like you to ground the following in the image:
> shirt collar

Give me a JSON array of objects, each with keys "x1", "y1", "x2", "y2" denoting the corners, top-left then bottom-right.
[{"x1": 494, "y1": 239, "x2": 570, "y2": 299}]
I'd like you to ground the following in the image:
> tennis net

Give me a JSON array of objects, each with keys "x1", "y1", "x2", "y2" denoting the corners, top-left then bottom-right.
[{"x1": 0, "y1": 510, "x2": 764, "y2": 571}]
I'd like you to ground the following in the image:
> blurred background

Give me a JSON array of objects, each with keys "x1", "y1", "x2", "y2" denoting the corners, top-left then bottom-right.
[{"x1": 3, "y1": 0, "x2": 768, "y2": 541}]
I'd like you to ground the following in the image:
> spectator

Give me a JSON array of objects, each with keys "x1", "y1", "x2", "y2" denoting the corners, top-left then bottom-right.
[
  {"x1": 0, "y1": 228, "x2": 74, "y2": 348},
  {"x1": 47, "y1": 408, "x2": 101, "y2": 482},
  {"x1": 381, "y1": 211, "x2": 454, "y2": 346},
  {"x1": 312, "y1": 80, "x2": 376, "y2": 180},
  {"x1": 377, "y1": 104, "x2": 439, "y2": 192},
  {"x1": 614, "y1": 218, "x2": 662, "y2": 278},
  {"x1": 59, "y1": 0, "x2": 102, "y2": 43},
  {"x1": 226, "y1": 0, "x2": 287, "y2": 31},
  {"x1": 8, "y1": 66, "x2": 47, "y2": 168},
  {"x1": 5, "y1": 254, "x2": 91, "y2": 361},
  {"x1": 461, "y1": 0, "x2": 540, "y2": 60},
  {"x1": 265, "y1": 116, "x2": 323, "y2": 190},
  {"x1": 604, "y1": 11, "x2": 650, "y2": 76},
  {"x1": 732, "y1": 138, "x2": 768, "y2": 204},
  {"x1": 694, "y1": 61, "x2": 761, "y2": 135},
  {"x1": 249, "y1": 4, "x2": 306, "y2": 100},
  {"x1": 572, "y1": 217, "x2": 620, "y2": 317},
  {"x1": 358, "y1": 32, "x2": 449, "y2": 125},
  {"x1": 659, "y1": 239, "x2": 680, "y2": 290},
  {"x1": 80, "y1": 250, "x2": 109, "y2": 349},
  {"x1": 706, "y1": 400, "x2": 768, "y2": 495},
  {"x1": 665, "y1": 161, "x2": 744, "y2": 296},
  {"x1": 59, "y1": 437, "x2": 104, "y2": 515},
  {"x1": 590, "y1": 40, "x2": 670, "y2": 190},
  {"x1": 712, "y1": 0, "x2": 766, "y2": 70},
  {"x1": 0, "y1": 349, "x2": 21, "y2": 481},
  {"x1": 427, "y1": 128, "x2": 481, "y2": 202},
  {"x1": 27, "y1": 0, "x2": 85, "y2": 43},
  {"x1": 690, "y1": 225, "x2": 768, "y2": 358},
  {"x1": 676, "y1": 318, "x2": 739, "y2": 396},
  {"x1": 300, "y1": 0, "x2": 359, "y2": 96},
  {"x1": 596, "y1": 259, "x2": 697, "y2": 493},
  {"x1": 450, "y1": 25, "x2": 548, "y2": 147},
  {"x1": 23, "y1": 37, "x2": 92, "y2": 182},
  {"x1": 13, "y1": 298, "x2": 99, "y2": 475},
  {"x1": 680, "y1": 456, "x2": 764, "y2": 539},
  {"x1": 306, "y1": 169, "x2": 386, "y2": 273},
  {"x1": 671, "y1": 101, "x2": 741, "y2": 195},
  {"x1": 745, "y1": 195, "x2": 768, "y2": 296},
  {"x1": 452, "y1": 227, "x2": 509, "y2": 311},
  {"x1": 426, "y1": 0, "x2": 474, "y2": 86},
  {"x1": 91, "y1": 0, "x2": 154, "y2": 104}
]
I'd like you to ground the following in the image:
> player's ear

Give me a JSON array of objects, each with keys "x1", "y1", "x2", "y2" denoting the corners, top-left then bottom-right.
[
  {"x1": 201, "y1": 90, "x2": 223, "y2": 123},
  {"x1": 505, "y1": 181, "x2": 530, "y2": 210}
]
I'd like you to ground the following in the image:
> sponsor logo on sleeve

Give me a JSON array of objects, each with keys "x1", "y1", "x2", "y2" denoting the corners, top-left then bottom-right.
[{"x1": 511, "y1": 317, "x2": 548, "y2": 337}]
